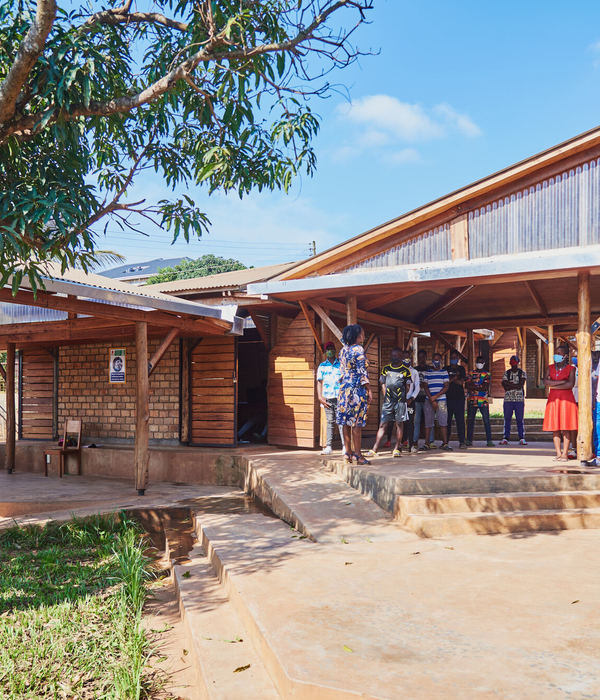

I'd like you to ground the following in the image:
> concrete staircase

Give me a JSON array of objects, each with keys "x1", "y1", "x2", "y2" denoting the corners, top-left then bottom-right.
[
  {"x1": 395, "y1": 490, "x2": 600, "y2": 537},
  {"x1": 464, "y1": 416, "x2": 547, "y2": 442}
]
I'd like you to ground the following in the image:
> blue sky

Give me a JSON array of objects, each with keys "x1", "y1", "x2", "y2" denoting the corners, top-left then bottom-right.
[{"x1": 98, "y1": 0, "x2": 600, "y2": 268}]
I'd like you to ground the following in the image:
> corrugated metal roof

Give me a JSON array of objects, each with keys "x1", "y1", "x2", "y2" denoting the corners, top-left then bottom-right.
[
  {"x1": 146, "y1": 261, "x2": 300, "y2": 294},
  {"x1": 7, "y1": 262, "x2": 242, "y2": 328},
  {"x1": 101, "y1": 257, "x2": 191, "y2": 279}
]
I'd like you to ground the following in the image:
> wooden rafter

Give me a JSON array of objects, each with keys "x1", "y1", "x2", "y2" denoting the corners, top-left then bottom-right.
[
  {"x1": 322, "y1": 298, "x2": 420, "y2": 332},
  {"x1": 310, "y1": 303, "x2": 343, "y2": 341},
  {"x1": 148, "y1": 328, "x2": 179, "y2": 375},
  {"x1": 418, "y1": 286, "x2": 475, "y2": 325},
  {"x1": 248, "y1": 311, "x2": 270, "y2": 348},
  {"x1": 361, "y1": 289, "x2": 417, "y2": 311},
  {"x1": 427, "y1": 313, "x2": 590, "y2": 332},
  {"x1": 364, "y1": 333, "x2": 376, "y2": 353},
  {"x1": 431, "y1": 331, "x2": 468, "y2": 362},
  {"x1": 490, "y1": 330, "x2": 504, "y2": 347},
  {"x1": 299, "y1": 301, "x2": 322, "y2": 349},
  {"x1": 524, "y1": 281, "x2": 547, "y2": 316},
  {"x1": 529, "y1": 327, "x2": 548, "y2": 344}
]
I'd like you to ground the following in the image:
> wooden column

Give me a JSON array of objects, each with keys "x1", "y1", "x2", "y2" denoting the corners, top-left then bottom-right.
[
  {"x1": 395, "y1": 327, "x2": 404, "y2": 349},
  {"x1": 346, "y1": 296, "x2": 357, "y2": 325},
  {"x1": 548, "y1": 324, "x2": 554, "y2": 362},
  {"x1": 135, "y1": 321, "x2": 150, "y2": 494},
  {"x1": 576, "y1": 272, "x2": 593, "y2": 462},
  {"x1": 412, "y1": 336, "x2": 418, "y2": 364},
  {"x1": 522, "y1": 328, "x2": 528, "y2": 396},
  {"x1": 5, "y1": 342, "x2": 15, "y2": 473},
  {"x1": 466, "y1": 329, "x2": 475, "y2": 370}
]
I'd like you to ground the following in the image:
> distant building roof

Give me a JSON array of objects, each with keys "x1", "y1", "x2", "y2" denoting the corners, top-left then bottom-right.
[
  {"x1": 100, "y1": 257, "x2": 191, "y2": 280},
  {"x1": 146, "y1": 261, "x2": 301, "y2": 295}
]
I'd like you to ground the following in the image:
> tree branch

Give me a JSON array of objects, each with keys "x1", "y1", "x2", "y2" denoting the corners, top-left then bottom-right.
[
  {"x1": 0, "y1": 0, "x2": 57, "y2": 124},
  {"x1": 1, "y1": 0, "x2": 370, "y2": 144},
  {"x1": 83, "y1": 9, "x2": 188, "y2": 33}
]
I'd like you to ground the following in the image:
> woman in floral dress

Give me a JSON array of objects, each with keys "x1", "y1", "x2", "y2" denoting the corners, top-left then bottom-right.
[{"x1": 336, "y1": 324, "x2": 372, "y2": 463}]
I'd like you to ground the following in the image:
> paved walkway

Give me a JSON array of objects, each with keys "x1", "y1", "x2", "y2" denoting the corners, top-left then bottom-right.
[{"x1": 2, "y1": 448, "x2": 600, "y2": 698}]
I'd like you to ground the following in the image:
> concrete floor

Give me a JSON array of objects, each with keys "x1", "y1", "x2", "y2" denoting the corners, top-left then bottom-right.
[{"x1": 2, "y1": 447, "x2": 600, "y2": 698}]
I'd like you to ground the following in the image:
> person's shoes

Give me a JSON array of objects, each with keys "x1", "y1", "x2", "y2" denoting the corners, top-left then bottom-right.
[
  {"x1": 519, "y1": 438, "x2": 528, "y2": 446},
  {"x1": 486, "y1": 441, "x2": 495, "y2": 447},
  {"x1": 321, "y1": 446, "x2": 333, "y2": 455},
  {"x1": 459, "y1": 442, "x2": 468, "y2": 450},
  {"x1": 499, "y1": 438, "x2": 509, "y2": 446},
  {"x1": 411, "y1": 445, "x2": 419, "y2": 454},
  {"x1": 440, "y1": 443, "x2": 453, "y2": 451},
  {"x1": 365, "y1": 449, "x2": 378, "y2": 457},
  {"x1": 581, "y1": 458, "x2": 598, "y2": 467},
  {"x1": 418, "y1": 444, "x2": 429, "y2": 451},
  {"x1": 427, "y1": 441, "x2": 436, "y2": 449},
  {"x1": 392, "y1": 449, "x2": 401, "y2": 458},
  {"x1": 568, "y1": 448, "x2": 577, "y2": 460},
  {"x1": 465, "y1": 440, "x2": 473, "y2": 447}
]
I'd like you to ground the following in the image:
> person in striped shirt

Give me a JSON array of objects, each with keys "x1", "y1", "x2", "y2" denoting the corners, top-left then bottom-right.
[{"x1": 421, "y1": 352, "x2": 452, "y2": 451}]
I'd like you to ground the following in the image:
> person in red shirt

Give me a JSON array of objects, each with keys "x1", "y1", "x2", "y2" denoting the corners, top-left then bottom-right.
[{"x1": 543, "y1": 343, "x2": 578, "y2": 461}]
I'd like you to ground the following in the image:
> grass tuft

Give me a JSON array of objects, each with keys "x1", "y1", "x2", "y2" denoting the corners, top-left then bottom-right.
[{"x1": 0, "y1": 511, "x2": 157, "y2": 699}]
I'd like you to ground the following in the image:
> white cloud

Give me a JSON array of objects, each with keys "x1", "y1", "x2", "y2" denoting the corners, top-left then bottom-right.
[{"x1": 334, "y1": 94, "x2": 481, "y2": 164}]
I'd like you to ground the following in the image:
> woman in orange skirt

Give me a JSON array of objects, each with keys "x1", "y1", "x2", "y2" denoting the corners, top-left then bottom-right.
[{"x1": 543, "y1": 343, "x2": 578, "y2": 460}]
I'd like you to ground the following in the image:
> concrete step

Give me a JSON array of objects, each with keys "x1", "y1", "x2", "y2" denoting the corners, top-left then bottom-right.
[
  {"x1": 395, "y1": 490, "x2": 600, "y2": 516},
  {"x1": 174, "y1": 545, "x2": 280, "y2": 699},
  {"x1": 399, "y1": 507, "x2": 600, "y2": 538}
]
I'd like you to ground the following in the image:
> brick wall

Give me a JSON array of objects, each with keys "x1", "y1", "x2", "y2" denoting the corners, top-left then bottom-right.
[{"x1": 58, "y1": 339, "x2": 180, "y2": 441}]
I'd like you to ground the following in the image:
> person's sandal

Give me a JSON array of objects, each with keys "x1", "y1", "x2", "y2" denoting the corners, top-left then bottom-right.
[
  {"x1": 354, "y1": 452, "x2": 371, "y2": 465},
  {"x1": 343, "y1": 452, "x2": 354, "y2": 464},
  {"x1": 365, "y1": 449, "x2": 378, "y2": 457}
]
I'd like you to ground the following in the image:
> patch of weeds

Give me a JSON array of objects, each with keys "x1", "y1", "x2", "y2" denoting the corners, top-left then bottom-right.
[{"x1": 0, "y1": 511, "x2": 158, "y2": 699}]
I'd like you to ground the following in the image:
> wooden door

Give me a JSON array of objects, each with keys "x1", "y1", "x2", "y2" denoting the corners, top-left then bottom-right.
[
  {"x1": 268, "y1": 312, "x2": 318, "y2": 447},
  {"x1": 190, "y1": 336, "x2": 237, "y2": 446},
  {"x1": 19, "y1": 348, "x2": 56, "y2": 440}
]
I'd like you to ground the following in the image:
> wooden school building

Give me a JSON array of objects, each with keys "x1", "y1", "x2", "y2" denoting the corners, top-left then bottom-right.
[{"x1": 3, "y1": 124, "x2": 600, "y2": 485}]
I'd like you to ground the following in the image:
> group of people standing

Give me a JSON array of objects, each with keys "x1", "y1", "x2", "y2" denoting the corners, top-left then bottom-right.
[
  {"x1": 316, "y1": 325, "x2": 586, "y2": 465},
  {"x1": 316, "y1": 324, "x2": 529, "y2": 465}
]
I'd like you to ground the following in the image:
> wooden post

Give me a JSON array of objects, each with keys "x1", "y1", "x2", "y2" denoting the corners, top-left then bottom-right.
[
  {"x1": 148, "y1": 328, "x2": 179, "y2": 376},
  {"x1": 346, "y1": 296, "x2": 357, "y2": 325},
  {"x1": 548, "y1": 324, "x2": 554, "y2": 363},
  {"x1": 522, "y1": 328, "x2": 528, "y2": 396},
  {"x1": 135, "y1": 321, "x2": 150, "y2": 494},
  {"x1": 395, "y1": 327, "x2": 404, "y2": 349},
  {"x1": 466, "y1": 329, "x2": 475, "y2": 370},
  {"x1": 412, "y1": 336, "x2": 418, "y2": 365},
  {"x1": 576, "y1": 272, "x2": 593, "y2": 462},
  {"x1": 5, "y1": 342, "x2": 15, "y2": 473}
]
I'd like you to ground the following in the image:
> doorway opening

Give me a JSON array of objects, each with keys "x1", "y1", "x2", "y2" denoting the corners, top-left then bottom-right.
[{"x1": 237, "y1": 328, "x2": 268, "y2": 443}]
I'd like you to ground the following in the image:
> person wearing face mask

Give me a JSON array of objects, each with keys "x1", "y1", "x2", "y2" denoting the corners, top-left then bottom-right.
[
  {"x1": 542, "y1": 343, "x2": 578, "y2": 461},
  {"x1": 444, "y1": 349, "x2": 467, "y2": 449},
  {"x1": 466, "y1": 355, "x2": 494, "y2": 447},
  {"x1": 499, "y1": 355, "x2": 527, "y2": 446},
  {"x1": 422, "y1": 352, "x2": 451, "y2": 450},
  {"x1": 366, "y1": 347, "x2": 411, "y2": 458},
  {"x1": 402, "y1": 348, "x2": 420, "y2": 453},
  {"x1": 316, "y1": 341, "x2": 343, "y2": 456}
]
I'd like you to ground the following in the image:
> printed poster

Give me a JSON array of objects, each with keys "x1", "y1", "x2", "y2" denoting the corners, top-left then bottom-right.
[{"x1": 109, "y1": 348, "x2": 126, "y2": 384}]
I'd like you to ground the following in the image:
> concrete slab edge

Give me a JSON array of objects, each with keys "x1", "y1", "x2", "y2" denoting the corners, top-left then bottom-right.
[{"x1": 195, "y1": 518, "x2": 375, "y2": 700}]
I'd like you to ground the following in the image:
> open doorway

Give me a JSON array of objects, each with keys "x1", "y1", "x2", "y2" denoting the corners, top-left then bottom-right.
[{"x1": 237, "y1": 328, "x2": 268, "y2": 443}]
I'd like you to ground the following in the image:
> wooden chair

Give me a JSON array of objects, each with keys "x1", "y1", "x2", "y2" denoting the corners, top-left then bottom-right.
[{"x1": 44, "y1": 419, "x2": 82, "y2": 477}]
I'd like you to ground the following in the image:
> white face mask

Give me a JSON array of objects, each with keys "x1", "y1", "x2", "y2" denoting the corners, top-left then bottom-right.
[{"x1": 476, "y1": 362, "x2": 484, "y2": 370}]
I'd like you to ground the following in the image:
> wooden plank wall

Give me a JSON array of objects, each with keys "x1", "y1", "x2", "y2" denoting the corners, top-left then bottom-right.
[
  {"x1": 268, "y1": 312, "x2": 318, "y2": 448},
  {"x1": 365, "y1": 336, "x2": 380, "y2": 435},
  {"x1": 190, "y1": 336, "x2": 236, "y2": 445},
  {"x1": 20, "y1": 348, "x2": 55, "y2": 439},
  {"x1": 491, "y1": 329, "x2": 518, "y2": 398}
]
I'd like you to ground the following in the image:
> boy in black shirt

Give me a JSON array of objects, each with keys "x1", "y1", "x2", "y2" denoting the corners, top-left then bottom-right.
[
  {"x1": 444, "y1": 349, "x2": 467, "y2": 449},
  {"x1": 367, "y1": 348, "x2": 411, "y2": 457},
  {"x1": 412, "y1": 349, "x2": 430, "y2": 452}
]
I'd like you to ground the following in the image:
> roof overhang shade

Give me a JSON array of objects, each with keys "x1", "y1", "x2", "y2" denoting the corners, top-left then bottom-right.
[{"x1": 248, "y1": 245, "x2": 600, "y2": 332}]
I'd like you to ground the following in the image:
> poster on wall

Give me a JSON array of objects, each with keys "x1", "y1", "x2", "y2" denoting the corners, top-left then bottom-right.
[{"x1": 109, "y1": 348, "x2": 126, "y2": 383}]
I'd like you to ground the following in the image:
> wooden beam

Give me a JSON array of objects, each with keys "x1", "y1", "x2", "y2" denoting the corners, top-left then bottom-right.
[
  {"x1": 310, "y1": 303, "x2": 343, "y2": 341},
  {"x1": 0, "y1": 363, "x2": 6, "y2": 381},
  {"x1": 299, "y1": 301, "x2": 322, "y2": 349},
  {"x1": 135, "y1": 322, "x2": 150, "y2": 494},
  {"x1": 5, "y1": 343, "x2": 15, "y2": 473},
  {"x1": 418, "y1": 286, "x2": 475, "y2": 324},
  {"x1": 361, "y1": 289, "x2": 417, "y2": 311},
  {"x1": 148, "y1": 328, "x2": 179, "y2": 376},
  {"x1": 431, "y1": 331, "x2": 468, "y2": 363},
  {"x1": 248, "y1": 312, "x2": 270, "y2": 349},
  {"x1": 0, "y1": 287, "x2": 230, "y2": 332},
  {"x1": 577, "y1": 272, "x2": 593, "y2": 461},
  {"x1": 364, "y1": 333, "x2": 376, "y2": 353},
  {"x1": 0, "y1": 316, "x2": 132, "y2": 338},
  {"x1": 529, "y1": 327, "x2": 548, "y2": 344},
  {"x1": 548, "y1": 324, "x2": 555, "y2": 365},
  {"x1": 490, "y1": 330, "x2": 504, "y2": 347},
  {"x1": 346, "y1": 295, "x2": 357, "y2": 325},
  {"x1": 467, "y1": 329, "x2": 475, "y2": 370},
  {"x1": 516, "y1": 327, "x2": 524, "y2": 348},
  {"x1": 395, "y1": 327, "x2": 404, "y2": 349},
  {"x1": 450, "y1": 213, "x2": 469, "y2": 260},
  {"x1": 427, "y1": 314, "x2": 582, "y2": 332},
  {"x1": 524, "y1": 281, "x2": 547, "y2": 316},
  {"x1": 323, "y1": 299, "x2": 420, "y2": 332}
]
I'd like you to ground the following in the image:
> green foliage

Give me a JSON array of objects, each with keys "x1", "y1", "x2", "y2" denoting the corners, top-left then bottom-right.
[
  {"x1": 0, "y1": 0, "x2": 372, "y2": 289},
  {"x1": 0, "y1": 512, "x2": 156, "y2": 698},
  {"x1": 147, "y1": 253, "x2": 247, "y2": 283}
]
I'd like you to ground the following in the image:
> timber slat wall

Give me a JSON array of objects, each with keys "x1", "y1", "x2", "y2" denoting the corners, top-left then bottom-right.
[
  {"x1": 365, "y1": 337, "x2": 380, "y2": 435},
  {"x1": 269, "y1": 312, "x2": 318, "y2": 448},
  {"x1": 491, "y1": 330, "x2": 518, "y2": 398},
  {"x1": 190, "y1": 336, "x2": 236, "y2": 445},
  {"x1": 20, "y1": 348, "x2": 55, "y2": 439}
]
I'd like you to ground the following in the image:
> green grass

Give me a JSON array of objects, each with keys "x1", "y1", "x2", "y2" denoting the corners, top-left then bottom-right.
[{"x1": 0, "y1": 513, "x2": 156, "y2": 699}]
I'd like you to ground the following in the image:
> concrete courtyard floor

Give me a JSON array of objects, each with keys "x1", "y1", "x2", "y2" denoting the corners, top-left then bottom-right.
[{"x1": 2, "y1": 445, "x2": 600, "y2": 698}]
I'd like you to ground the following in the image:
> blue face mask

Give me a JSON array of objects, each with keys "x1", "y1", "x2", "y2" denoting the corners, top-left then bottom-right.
[
  {"x1": 554, "y1": 354, "x2": 565, "y2": 363},
  {"x1": 450, "y1": 358, "x2": 458, "y2": 365}
]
